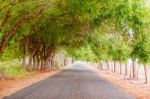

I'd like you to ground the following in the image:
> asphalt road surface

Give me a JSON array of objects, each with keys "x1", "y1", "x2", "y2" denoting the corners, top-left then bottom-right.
[{"x1": 3, "y1": 62, "x2": 135, "y2": 99}]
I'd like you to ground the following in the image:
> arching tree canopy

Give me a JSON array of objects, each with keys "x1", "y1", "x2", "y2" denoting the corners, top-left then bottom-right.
[{"x1": 0, "y1": 0, "x2": 150, "y2": 73}]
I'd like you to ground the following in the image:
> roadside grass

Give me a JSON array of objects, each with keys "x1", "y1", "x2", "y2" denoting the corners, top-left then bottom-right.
[
  {"x1": 0, "y1": 59, "x2": 64, "y2": 78},
  {"x1": 0, "y1": 59, "x2": 33, "y2": 78}
]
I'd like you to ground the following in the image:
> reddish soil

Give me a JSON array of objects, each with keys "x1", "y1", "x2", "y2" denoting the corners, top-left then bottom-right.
[
  {"x1": 2, "y1": 65, "x2": 135, "y2": 99},
  {"x1": 0, "y1": 69, "x2": 61, "y2": 98},
  {"x1": 1, "y1": 66, "x2": 150, "y2": 99},
  {"x1": 97, "y1": 71, "x2": 150, "y2": 99}
]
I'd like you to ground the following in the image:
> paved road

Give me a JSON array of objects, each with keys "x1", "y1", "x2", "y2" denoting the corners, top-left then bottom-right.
[{"x1": 3, "y1": 62, "x2": 135, "y2": 99}]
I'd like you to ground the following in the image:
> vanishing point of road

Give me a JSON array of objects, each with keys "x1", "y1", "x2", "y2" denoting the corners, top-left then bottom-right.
[{"x1": 3, "y1": 62, "x2": 135, "y2": 99}]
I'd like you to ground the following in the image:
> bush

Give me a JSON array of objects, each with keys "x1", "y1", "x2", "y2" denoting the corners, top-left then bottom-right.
[{"x1": 0, "y1": 59, "x2": 32, "y2": 78}]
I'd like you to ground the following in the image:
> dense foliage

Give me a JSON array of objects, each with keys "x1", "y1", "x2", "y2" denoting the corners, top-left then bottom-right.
[{"x1": 0, "y1": 0, "x2": 150, "y2": 82}]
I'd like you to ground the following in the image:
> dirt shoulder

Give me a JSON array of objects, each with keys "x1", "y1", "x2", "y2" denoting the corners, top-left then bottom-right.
[
  {"x1": 96, "y1": 70, "x2": 150, "y2": 99},
  {"x1": 0, "y1": 69, "x2": 61, "y2": 98},
  {"x1": 1, "y1": 66, "x2": 150, "y2": 99}
]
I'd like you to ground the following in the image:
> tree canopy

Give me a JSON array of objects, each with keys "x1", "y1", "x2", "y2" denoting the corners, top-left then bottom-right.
[{"x1": 0, "y1": 0, "x2": 150, "y2": 73}]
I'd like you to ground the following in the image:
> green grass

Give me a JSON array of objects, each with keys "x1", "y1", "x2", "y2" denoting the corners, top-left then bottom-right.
[{"x1": 0, "y1": 59, "x2": 33, "y2": 78}]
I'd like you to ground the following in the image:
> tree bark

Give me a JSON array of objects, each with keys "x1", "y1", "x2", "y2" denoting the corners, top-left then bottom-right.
[
  {"x1": 144, "y1": 64, "x2": 148, "y2": 84},
  {"x1": 36, "y1": 55, "x2": 40, "y2": 70},
  {"x1": 0, "y1": 10, "x2": 11, "y2": 32},
  {"x1": 98, "y1": 62, "x2": 103, "y2": 70},
  {"x1": 130, "y1": 65, "x2": 132, "y2": 78},
  {"x1": 120, "y1": 62, "x2": 122, "y2": 74},
  {"x1": 22, "y1": 38, "x2": 28, "y2": 70},
  {"x1": 114, "y1": 61, "x2": 116, "y2": 73},
  {"x1": 136, "y1": 64, "x2": 140, "y2": 79},
  {"x1": 107, "y1": 62, "x2": 110, "y2": 71},
  {"x1": 111, "y1": 62, "x2": 113, "y2": 72},
  {"x1": 51, "y1": 53, "x2": 55, "y2": 67},
  {"x1": 132, "y1": 60, "x2": 136, "y2": 78},
  {"x1": 28, "y1": 54, "x2": 33, "y2": 71},
  {"x1": 33, "y1": 55, "x2": 36, "y2": 71},
  {"x1": 22, "y1": 52, "x2": 26, "y2": 70},
  {"x1": 40, "y1": 59, "x2": 44, "y2": 70},
  {"x1": 0, "y1": 8, "x2": 45, "y2": 56},
  {"x1": 125, "y1": 63, "x2": 128, "y2": 75}
]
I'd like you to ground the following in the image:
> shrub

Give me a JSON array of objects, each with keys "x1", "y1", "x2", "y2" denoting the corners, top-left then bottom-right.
[{"x1": 0, "y1": 59, "x2": 32, "y2": 78}]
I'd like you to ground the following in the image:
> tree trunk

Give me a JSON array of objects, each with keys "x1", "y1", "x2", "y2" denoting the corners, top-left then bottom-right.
[
  {"x1": 64, "y1": 58, "x2": 66, "y2": 66},
  {"x1": 22, "y1": 38, "x2": 28, "y2": 70},
  {"x1": 49, "y1": 56, "x2": 52, "y2": 69},
  {"x1": 22, "y1": 55, "x2": 26, "y2": 70},
  {"x1": 0, "y1": 26, "x2": 17, "y2": 56},
  {"x1": 51, "y1": 53, "x2": 55, "y2": 66},
  {"x1": 130, "y1": 65, "x2": 132, "y2": 78},
  {"x1": 0, "y1": 8, "x2": 46, "y2": 56},
  {"x1": 45, "y1": 56, "x2": 51, "y2": 69},
  {"x1": 36, "y1": 55, "x2": 40, "y2": 70},
  {"x1": 40, "y1": 59, "x2": 44, "y2": 70},
  {"x1": 144, "y1": 64, "x2": 148, "y2": 84},
  {"x1": 33, "y1": 55, "x2": 36, "y2": 71},
  {"x1": 125, "y1": 63, "x2": 128, "y2": 75},
  {"x1": 111, "y1": 62, "x2": 113, "y2": 72},
  {"x1": 0, "y1": 10, "x2": 11, "y2": 31},
  {"x1": 136, "y1": 64, "x2": 140, "y2": 79},
  {"x1": 120, "y1": 62, "x2": 122, "y2": 74},
  {"x1": 132, "y1": 60, "x2": 136, "y2": 78},
  {"x1": 48, "y1": 58, "x2": 51, "y2": 69},
  {"x1": 28, "y1": 54, "x2": 33, "y2": 71},
  {"x1": 39, "y1": 57, "x2": 42, "y2": 70},
  {"x1": 114, "y1": 61, "x2": 116, "y2": 73},
  {"x1": 107, "y1": 62, "x2": 110, "y2": 71},
  {"x1": 43, "y1": 60, "x2": 46, "y2": 70},
  {"x1": 98, "y1": 62, "x2": 103, "y2": 70}
]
